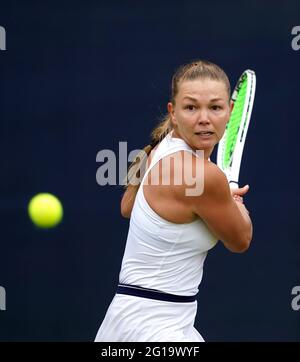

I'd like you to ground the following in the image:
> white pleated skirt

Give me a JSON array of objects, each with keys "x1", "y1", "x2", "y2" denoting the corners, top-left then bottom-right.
[{"x1": 94, "y1": 294, "x2": 204, "y2": 342}]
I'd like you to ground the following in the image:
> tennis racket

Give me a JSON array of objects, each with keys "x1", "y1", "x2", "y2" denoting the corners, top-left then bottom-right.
[{"x1": 217, "y1": 69, "x2": 256, "y2": 189}]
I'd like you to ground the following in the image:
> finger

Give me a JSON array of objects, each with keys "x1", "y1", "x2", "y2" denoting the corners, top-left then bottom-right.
[
  {"x1": 233, "y1": 195, "x2": 244, "y2": 204},
  {"x1": 234, "y1": 184, "x2": 249, "y2": 196},
  {"x1": 233, "y1": 195, "x2": 243, "y2": 200}
]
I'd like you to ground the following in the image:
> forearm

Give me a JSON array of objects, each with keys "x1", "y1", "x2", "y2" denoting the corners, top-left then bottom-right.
[{"x1": 235, "y1": 202, "x2": 253, "y2": 243}]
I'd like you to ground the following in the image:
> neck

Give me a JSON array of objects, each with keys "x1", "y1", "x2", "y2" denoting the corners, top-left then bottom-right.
[{"x1": 171, "y1": 129, "x2": 213, "y2": 160}]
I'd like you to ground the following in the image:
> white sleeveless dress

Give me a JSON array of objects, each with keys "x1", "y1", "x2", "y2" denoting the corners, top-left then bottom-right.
[{"x1": 95, "y1": 132, "x2": 218, "y2": 342}]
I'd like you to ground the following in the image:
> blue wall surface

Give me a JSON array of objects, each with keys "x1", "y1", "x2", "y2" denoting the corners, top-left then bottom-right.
[{"x1": 0, "y1": 0, "x2": 299, "y2": 341}]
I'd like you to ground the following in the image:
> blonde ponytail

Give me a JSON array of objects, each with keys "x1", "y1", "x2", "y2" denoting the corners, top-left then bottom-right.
[{"x1": 124, "y1": 115, "x2": 172, "y2": 189}]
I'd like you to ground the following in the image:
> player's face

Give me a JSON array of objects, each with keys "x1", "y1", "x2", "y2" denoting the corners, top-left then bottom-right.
[{"x1": 168, "y1": 78, "x2": 233, "y2": 158}]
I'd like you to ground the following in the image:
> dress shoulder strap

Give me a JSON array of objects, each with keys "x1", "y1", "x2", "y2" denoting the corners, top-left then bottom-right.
[{"x1": 140, "y1": 131, "x2": 198, "y2": 187}]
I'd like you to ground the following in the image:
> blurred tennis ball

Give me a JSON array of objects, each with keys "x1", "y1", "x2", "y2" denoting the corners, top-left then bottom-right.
[{"x1": 28, "y1": 193, "x2": 63, "y2": 228}]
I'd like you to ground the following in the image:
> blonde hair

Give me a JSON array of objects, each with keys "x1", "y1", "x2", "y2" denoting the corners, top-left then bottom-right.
[{"x1": 125, "y1": 59, "x2": 231, "y2": 189}]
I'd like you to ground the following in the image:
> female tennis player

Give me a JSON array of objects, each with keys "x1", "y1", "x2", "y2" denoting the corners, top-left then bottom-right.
[{"x1": 95, "y1": 60, "x2": 253, "y2": 342}]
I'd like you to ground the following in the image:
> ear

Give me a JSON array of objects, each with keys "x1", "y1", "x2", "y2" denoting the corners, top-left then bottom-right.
[
  {"x1": 167, "y1": 102, "x2": 177, "y2": 126},
  {"x1": 226, "y1": 100, "x2": 234, "y2": 123}
]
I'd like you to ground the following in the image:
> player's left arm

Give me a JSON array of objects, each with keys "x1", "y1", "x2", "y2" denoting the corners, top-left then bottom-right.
[
  {"x1": 121, "y1": 144, "x2": 155, "y2": 218},
  {"x1": 120, "y1": 185, "x2": 138, "y2": 218}
]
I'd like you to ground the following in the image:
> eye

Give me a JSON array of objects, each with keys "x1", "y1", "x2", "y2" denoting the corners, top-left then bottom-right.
[
  {"x1": 185, "y1": 104, "x2": 197, "y2": 111},
  {"x1": 211, "y1": 105, "x2": 222, "y2": 111}
]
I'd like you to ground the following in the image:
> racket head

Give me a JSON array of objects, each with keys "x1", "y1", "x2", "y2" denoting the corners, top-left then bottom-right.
[{"x1": 217, "y1": 69, "x2": 256, "y2": 186}]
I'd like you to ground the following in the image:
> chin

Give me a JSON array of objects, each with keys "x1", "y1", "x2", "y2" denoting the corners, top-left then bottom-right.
[{"x1": 194, "y1": 141, "x2": 214, "y2": 150}]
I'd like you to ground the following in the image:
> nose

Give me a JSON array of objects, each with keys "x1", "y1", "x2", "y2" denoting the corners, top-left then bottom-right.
[{"x1": 197, "y1": 109, "x2": 210, "y2": 125}]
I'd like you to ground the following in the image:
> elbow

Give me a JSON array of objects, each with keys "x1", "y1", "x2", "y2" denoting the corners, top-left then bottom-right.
[
  {"x1": 232, "y1": 241, "x2": 251, "y2": 253},
  {"x1": 120, "y1": 187, "x2": 137, "y2": 219},
  {"x1": 231, "y1": 233, "x2": 252, "y2": 253},
  {"x1": 121, "y1": 207, "x2": 131, "y2": 219},
  {"x1": 225, "y1": 231, "x2": 252, "y2": 254},
  {"x1": 120, "y1": 199, "x2": 131, "y2": 219}
]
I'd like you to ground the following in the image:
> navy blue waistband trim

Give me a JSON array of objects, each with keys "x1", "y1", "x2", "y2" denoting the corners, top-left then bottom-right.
[{"x1": 116, "y1": 283, "x2": 197, "y2": 303}]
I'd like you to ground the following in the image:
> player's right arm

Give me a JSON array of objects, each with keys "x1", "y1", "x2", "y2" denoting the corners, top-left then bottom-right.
[{"x1": 187, "y1": 159, "x2": 253, "y2": 253}]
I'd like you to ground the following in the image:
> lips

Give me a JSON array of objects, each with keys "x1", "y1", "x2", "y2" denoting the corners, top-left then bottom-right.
[{"x1": 195, "y1": 131, "x2": 214, "y2": 136}]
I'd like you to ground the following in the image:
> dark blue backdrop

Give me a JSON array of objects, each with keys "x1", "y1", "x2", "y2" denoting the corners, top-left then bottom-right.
[{"x1": 0, "y1": 0, "x2": 299, "y2": 341}]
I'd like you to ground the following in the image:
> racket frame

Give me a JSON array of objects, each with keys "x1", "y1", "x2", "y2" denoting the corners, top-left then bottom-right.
[{"x1": 217, "y1": 69, "x2": 256, "y2": 188}]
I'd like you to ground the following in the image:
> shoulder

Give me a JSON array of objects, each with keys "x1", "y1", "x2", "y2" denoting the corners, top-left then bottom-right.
[
  {"x1": 202, "y1": 160, "x2": 230, "y2": 199},
  {"x1": 180, "y1": 155, "x2": 230, "y2": 200}
]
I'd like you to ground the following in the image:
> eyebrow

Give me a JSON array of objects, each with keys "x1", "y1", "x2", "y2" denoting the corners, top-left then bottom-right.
[{"x1": 182, "y1": 96, "x2": 224, "y2": 102}]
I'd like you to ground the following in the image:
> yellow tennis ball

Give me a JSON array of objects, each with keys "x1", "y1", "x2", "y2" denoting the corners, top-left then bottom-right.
[{"x1": 28, "y1": 193, "x2": 63, "y2": 228}]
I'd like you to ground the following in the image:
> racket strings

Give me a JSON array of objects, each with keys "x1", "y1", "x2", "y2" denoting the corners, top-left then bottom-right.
[{"x1": 223, "y1": 78, "x2": 248, "y2": 168}]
